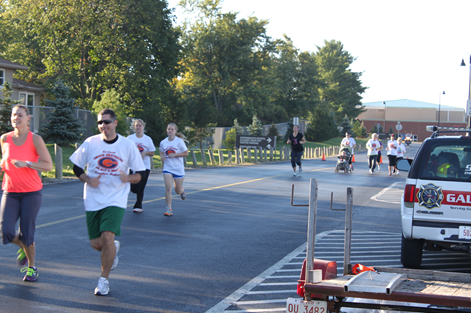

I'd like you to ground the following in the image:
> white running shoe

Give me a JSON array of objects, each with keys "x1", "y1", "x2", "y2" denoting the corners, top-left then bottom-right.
[
  {"x1": 396, "y1": 170, "x2": 400, "y2": 175},
  {"x1": 293, "y1": 172, "x2": 297, "y2": 177},
  {"x1": 133, "y1": 208, "x2": 143, "y2": 213},
  {"x1": 377, "y1": 165, "x2": 380, "y2": 171},
  {"x1": 111, "y1": 240, "x2": 120, "y2": 271},
  {"x1": 369, "y1": 169, "x2": 373, "y2": 174},
  {"x1": 298, "y1": 167, "x2": 303, "y2": 174},
  {"x1": 94, "y1": 277, "x2": 109, "y2": 296}
]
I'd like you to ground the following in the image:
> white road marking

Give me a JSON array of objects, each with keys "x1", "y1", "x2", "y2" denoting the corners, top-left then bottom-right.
[
  {"x1": 205, "y1": 231, "x2": 332, "y2": 313},
  {"x1": 370, "y1": 182, "x2": 404, "y2": 204}
]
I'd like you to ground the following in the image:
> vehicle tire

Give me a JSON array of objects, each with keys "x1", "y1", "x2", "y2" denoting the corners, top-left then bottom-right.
[
  {"x1": 401, "y1": 235, "x2": 424, "y2": 268},
  {"x1": 335, "y1": 167, "x2": 339, "y2": 173}
]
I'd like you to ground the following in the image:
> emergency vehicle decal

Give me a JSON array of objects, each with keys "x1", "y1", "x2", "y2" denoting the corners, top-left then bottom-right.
[{"x1": 417, "y1": 183, "x2": 443, "y2": 209}]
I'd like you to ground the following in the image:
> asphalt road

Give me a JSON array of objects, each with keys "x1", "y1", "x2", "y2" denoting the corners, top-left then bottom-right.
[{"x1": 0, "y1": 145, "x2": 418, "y2": 313}]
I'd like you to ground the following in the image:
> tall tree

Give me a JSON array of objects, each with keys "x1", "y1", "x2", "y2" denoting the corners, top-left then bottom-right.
[
  {"x1": 315, "y1": 40, "x2": 367, "y2": 123},
  {"x1": 92, "y1": 89, "x2": 129, "y2": 136},
  {"x1": 1, "y1": 0, "x2": 181, "y2": 116},
  {"x1": 305, "y1": 104, "x2": 338, "y2": 142},
  {"x1": 0, "y1": 81, "x2": 18, "y2": 134},
  {"x1": 179, "y1": 0, "x2": 274, "y2": 126},
  {"x1": 248, "y1": 115, "x2": 263, "y2": 136},
  {"x1": 41, "y1": 80, "x2": 83, "y2": 146}
]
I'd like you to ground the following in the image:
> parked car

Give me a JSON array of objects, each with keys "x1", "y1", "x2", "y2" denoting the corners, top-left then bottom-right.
[{"x1": 397, "y1": 126, "x2": 471, "y2": 268}]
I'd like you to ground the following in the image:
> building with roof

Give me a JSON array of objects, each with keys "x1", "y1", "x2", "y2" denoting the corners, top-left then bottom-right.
[
  {"x1": 357, "y1": 99, "x2": 466, "y2": 141},
  {"x1": 0, "y1": 58, "x2": 44, "y2": 132}
]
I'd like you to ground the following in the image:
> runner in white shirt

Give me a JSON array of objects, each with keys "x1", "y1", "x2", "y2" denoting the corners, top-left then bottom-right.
[
  {"x1": 340, "y1": 132, "x2": 356, "y2": 168},
  {"x1": 366, "y1": 133, "x2": 381, "y2": 174},
  {"x1": 159, "y1": 123, "x2": 189, "y2": 217},
  {"x1": 70, "y1": 108, "x2": 145, "y2": 296},
  {"x1": 127, "y1": 119, "x2": 156, "y2": 213},
  {"x1": 396, "y1": 137, "x2": 406, "y2": 175},
  {"x1": 386, "y1": 134, "x2": 398, "y2": 176}
]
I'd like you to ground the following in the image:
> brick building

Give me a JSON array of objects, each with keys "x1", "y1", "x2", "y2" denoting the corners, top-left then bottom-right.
[{"x1": 357, "y1": 99, "x2": 466, "y2": 141}]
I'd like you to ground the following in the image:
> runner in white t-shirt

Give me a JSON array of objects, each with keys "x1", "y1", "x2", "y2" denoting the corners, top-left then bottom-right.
[
  {"x1": 70, "y1": 109, "x2": 145, "y2": 296},
  {"x1": 366, "y1": 133, "x2": 381, "y2": 174},
  {"x1": 386, "y1": 134, "x2": 398, "y2": 176},
  {"x1": 127, "y1": 119, "x2": 156, "y2": 213},
  {"x1": 396, "y1": 137, "x2": 406, "y2": 175},
  {"x1": 159, "y1": 123, "x2": 189, "y2": 217},
  {"x1": 340, "y1": 132, "x2": 356, "y2": 168}
]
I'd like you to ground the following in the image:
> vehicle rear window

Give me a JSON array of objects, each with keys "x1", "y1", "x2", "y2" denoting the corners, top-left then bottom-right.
[{"x1": 418, "y1": 140, "x2": 471, "y2": 182}]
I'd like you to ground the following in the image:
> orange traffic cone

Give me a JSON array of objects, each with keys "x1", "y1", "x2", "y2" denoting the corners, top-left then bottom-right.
[
  {"x1": 322, "y1": 152, "x2": 326, "y2": 161},
  {"x1": 379, "y1": 155, "x2": 383, "y2": 164},
  {"x1": 352, "y1": 263, "x2": 376, "y2": 275},
  {"x1": 352, "y1": 154, "x2": 355, "y2": 163}
]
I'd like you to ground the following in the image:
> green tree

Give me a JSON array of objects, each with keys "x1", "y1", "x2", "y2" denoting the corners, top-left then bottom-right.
[
  {"x1": 1, "y1": 0, "x2": 181, "y2": 117},
  {"x1": 0, "y1": 80, "x2": 18, "y2": 134},
  {"x1": 248, "y1": 115, "x2": 263, "y2": 136},
  {"x1": 223, "y1": 118, "x2": 244, "y2": 149},
  {"x1": 304, "y1": 104, "x2": 338, "y2": 142},
  {"x1": 41, "y1": 80, "x2": 83, "y2": 146},
  {"x1": 233, "y1": 118, "x2": 243, "y2": 135},
  {"x1": 270, "y1": 38, "x2": 321, "y2": 123},
  {"x1": 92, "y1": 89, "x2": 129, "y2": 136},
  {"x1": 179, "y1": 0, "x2": 274, "y2": 125},
  {"x1": 268, "y1": 122, "x2": 279, "y2": 138},
  {"x1": 339, "y1": 115, "x2": 353, "y2": 136},
  {"x1": 351, "y1": 120, "x2": 362, "y2": 138},
  {"x1": 360, "y1": 121, "x2": 368, "y2": 138},
  {"x1": 315, "y1": 40, "x2": 367, "y2": 123},
  {"x1": 183, "y1": 122, "x2": 216, "y2": 158},
  {"x1": 370, "y1": 124, "x2": 378, "y2": 134},
  {"x1": 389, "y1": 126, "x2": 394, "y2": 135},
  {"x1": 223, "y1": 128, "x2": 237, "y2": 150}
]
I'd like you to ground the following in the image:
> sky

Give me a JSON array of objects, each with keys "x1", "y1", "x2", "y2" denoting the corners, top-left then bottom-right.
[{"x1": 166, "y1": 0, "x2": 471, "y2": 112}]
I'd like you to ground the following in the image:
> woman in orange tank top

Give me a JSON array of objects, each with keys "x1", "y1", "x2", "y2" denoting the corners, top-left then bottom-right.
[{"x1": 0, "y1": 104, "x2": 52, "y2": 282}]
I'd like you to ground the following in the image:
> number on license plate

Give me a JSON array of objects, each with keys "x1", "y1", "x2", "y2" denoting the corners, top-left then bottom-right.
[
  {"x1": 286, "y1": 297, "x2": 327, "y2": 313},
  {"x1": 459, "y1": 226, "x2": 471, "y2": 239}
]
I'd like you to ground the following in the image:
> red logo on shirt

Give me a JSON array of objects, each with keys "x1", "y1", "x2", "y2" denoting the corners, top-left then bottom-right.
[
  {"x1": 98, "y1": 157, "x2": 119, "y2": 169},
  {"x1": 137, "y1": 145, "x2": 145, "y2": 153},
  {"x1": 166, "y1": 149, "x2": 176, "y2": 155}
]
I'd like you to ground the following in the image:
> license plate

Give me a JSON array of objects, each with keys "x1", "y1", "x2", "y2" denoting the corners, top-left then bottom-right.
[
  {"x1": 459, "y1": 226, "x2": 471, "y2": 239},
  {"x1": 286, "y1": 297, "x2": 327, "y2": 313}
]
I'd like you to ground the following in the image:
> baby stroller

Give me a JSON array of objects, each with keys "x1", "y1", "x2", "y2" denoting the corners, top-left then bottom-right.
[{"x1": 335, "y1": 146, "x2": 353, "y2": 173}]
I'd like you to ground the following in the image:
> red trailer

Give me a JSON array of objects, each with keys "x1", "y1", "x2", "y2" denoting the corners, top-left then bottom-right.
[{"x1": 289, "y1": 179, "x2": 471, "y2": 313}]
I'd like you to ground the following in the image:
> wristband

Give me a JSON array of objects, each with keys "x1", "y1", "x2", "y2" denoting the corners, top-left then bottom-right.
[{"x1": 26, "y1": 161, "x2": 33, "y2": 168}]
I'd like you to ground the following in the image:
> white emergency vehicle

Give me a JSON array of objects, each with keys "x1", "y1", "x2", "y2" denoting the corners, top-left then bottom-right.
[{"x1": 397, "y1": 126, "x2": 471, "y2": 268}]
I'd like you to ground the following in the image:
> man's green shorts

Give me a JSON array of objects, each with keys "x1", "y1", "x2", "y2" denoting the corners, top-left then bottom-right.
[{"x1": 86, "y1": 206, "x2": 125, "y2": 240}]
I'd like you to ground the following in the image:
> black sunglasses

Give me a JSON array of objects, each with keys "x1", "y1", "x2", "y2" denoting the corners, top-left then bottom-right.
[{"x1": 97, "y1": 119, "x2": 115, "y2": 125}]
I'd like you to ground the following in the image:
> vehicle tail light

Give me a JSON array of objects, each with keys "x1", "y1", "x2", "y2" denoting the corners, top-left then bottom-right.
[{"x1": 404, "y1": 184, "x2": 416, "y2": 207}]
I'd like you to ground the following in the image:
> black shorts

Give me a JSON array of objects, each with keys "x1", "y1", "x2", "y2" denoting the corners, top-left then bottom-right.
[{"x1": 388, "y1": 155, "x2": 397, "y2": 167}]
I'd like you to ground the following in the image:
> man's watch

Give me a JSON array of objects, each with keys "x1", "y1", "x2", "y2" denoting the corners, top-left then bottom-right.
[{"x1": 26, "y1": 161, "x2": 33, "y2": 168}]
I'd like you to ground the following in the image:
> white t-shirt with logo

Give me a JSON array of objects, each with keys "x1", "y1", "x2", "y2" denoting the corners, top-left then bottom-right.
[
  {"x1": 341, "y1": 137, "x2": 356, "y2": 154},
  {"x1": 159, "y1": 136, "x2": 188, "y2": 176},
  {"x1": 397, "y1": 143, "x2": 406, "y2": 158},
  {"x1": 387, "y1": 140, "x2": 398, "y2": 156},
  {"x1": 366, "y1": 139, "x2": 381, "y2": 156},
  {"x1": 70, "y1": 134, "x2": 146, "y2": 211},
  {"x1": 127, "y1": 133, "x2": 156, "y2": 170}
]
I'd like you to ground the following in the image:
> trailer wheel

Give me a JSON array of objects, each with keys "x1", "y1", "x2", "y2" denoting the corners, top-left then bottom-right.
[{"x1": 401, "y1": 235, "x2": 424, "y2": 268}]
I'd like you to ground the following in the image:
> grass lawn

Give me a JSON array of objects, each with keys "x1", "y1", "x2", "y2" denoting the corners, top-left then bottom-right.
[{"x1": 42, "y1": 137, "x2": 369, "y2": 178}]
